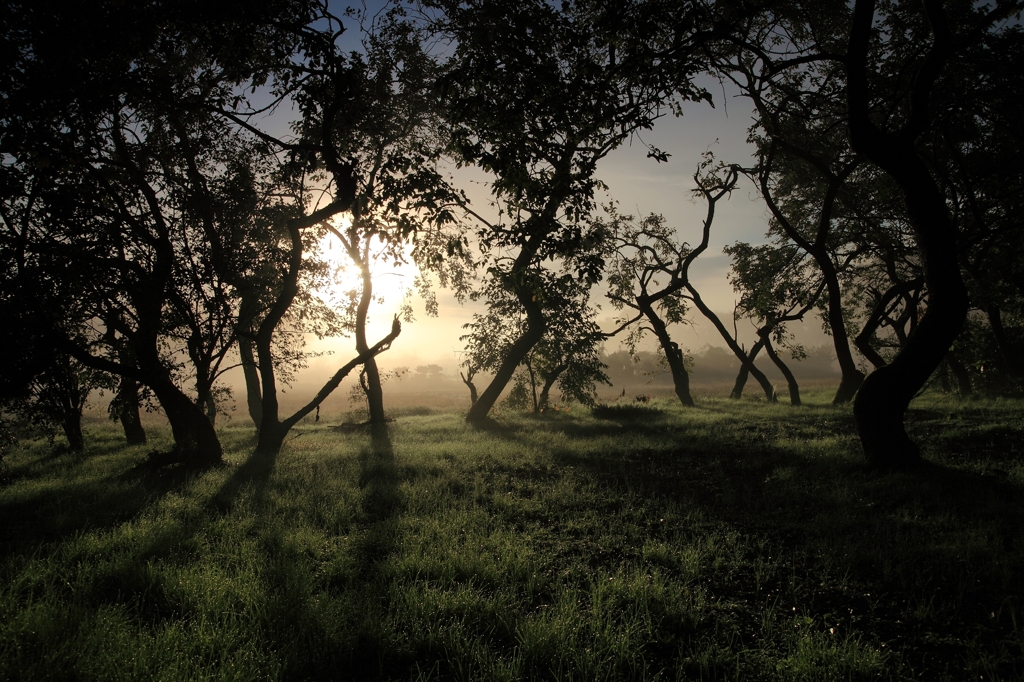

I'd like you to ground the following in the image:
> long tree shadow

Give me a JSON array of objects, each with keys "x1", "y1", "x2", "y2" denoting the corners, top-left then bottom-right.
[
  {"x1": 209, "y1": 436, "x2": 277, "y2": 514},
  {"x1": 0, "y1": 455, "x2": 199, "y2": 559},
  {"x1": 353, "y1": 423, "x2": 404, "y2": 562}
]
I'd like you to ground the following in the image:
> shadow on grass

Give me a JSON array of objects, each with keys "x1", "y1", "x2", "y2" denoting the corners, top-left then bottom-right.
[
  {"x1": 0, "y1": 457, "x2": 198, "y2": 559},
  {"x1": 546, "y1": 413, "x2": 1024, "y2": 681},
  {"x1": 209, "y1": 441, "x2": 276, "y2": 514}
]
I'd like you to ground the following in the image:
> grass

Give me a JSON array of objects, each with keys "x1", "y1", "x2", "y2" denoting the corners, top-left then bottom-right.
[{"x1": 1, "y1": 389, "x2": 1022, "y2": 681}]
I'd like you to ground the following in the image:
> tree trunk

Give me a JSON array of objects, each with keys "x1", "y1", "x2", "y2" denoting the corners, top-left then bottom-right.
[
  {"x1": 255, "y1": 420, "x2": 289, "y2": 458},
  {"x1": 848, "y1": 178, "x2": 968, "y2": 469},
  {"x1": 818, "y1": 257, "x2": 864, "y2": 404},
  {"x1": 938, "y1": 359, "x2": 952, "y2": 393},
  {"x1": 60, "y1": 412, "x2": 85, "y2": 453},
  {"x1": 115, "y1": 375, "x2": 147, "y2": 445},
  {"x1": 762, "y1": 334, "x2": 801, "y2": 406},
  {"x1": 640, "y1": 299, "x2": 694, "y2": 407},
  {"x1": 238, "y1": 336, "x2": 263, "y2": 431},
  {"x1": 460, "y1": 371, "x2": 479, "y2": 405},
  {"x1": 467, "y1": 283, "x2": 547, "y2": 423},
  {"x1": 987, "y1": 306, "x2": 1024, "y2": 388},
  {"x1": 204, "y1": 392, "x2": 217, "y2": 427},
  {"x1": 538, "y1": 364, "x2": 567, "y2": 411},
  {"x1": 362, "y1": 356, "x2": 387, "y2": 424},
  {"x1": 847, "y1": 0, "x2": 970, "y2": 469},
  {"x1": 730, "y1": 339, "x2": 765, "y2": 400},
  {"x1": 945, "y1": 351, "x2": 972, "y2": 396},
  {"x1": 853, "y1": 278, "x2": 924, "y2": 372},
  {"x1": 688, "y1": 284, "x2": 776, "y2": 402},
  {"x1": 149, "y1": 379, "x2": 222, "y2": 467}
]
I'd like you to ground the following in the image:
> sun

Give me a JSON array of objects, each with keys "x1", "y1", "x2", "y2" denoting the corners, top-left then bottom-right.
[{"x1": 315, "y1": 219, "x2": 419, "y2": 335}]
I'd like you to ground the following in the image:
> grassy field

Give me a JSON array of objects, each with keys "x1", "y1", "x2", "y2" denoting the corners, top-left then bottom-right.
[{"x1": 1, "y1": 389, "x2": 1022, "y2": 681}]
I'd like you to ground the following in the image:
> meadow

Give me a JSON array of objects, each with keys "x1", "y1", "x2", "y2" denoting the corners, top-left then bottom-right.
[{"x1": 1, "y1": 389, "x2": 1022, "y2": 681}]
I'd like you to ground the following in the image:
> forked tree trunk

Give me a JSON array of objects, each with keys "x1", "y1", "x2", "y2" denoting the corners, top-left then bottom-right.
[
  {"x1": 460, "y1": 370, "x2": 479, "y2": 405},
  {"x1": 688, "y1": 285, "x2": 776, "y2": 402},
  {"x1": 731, "y1": 339, "x2": 765, "y2": 399},
  {"x1": 538, "y1": 364, "x2": 567, "y2": 410}
]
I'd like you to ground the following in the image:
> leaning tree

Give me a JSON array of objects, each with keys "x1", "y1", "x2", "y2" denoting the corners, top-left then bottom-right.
[
  {"x1": 429, "y1": 0, "x2": 724, "y2": 423},
  {"x1": 718, "y1": 0, "x2": 1024, "y2": 467}
]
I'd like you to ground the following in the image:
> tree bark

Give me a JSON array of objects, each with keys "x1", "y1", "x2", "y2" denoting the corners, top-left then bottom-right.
[
  {"x1": 238, "y1": 336, "x2": 263, "y2": 432},
  {"x1": 640, "y1": 299, "x2": 694, "y2": 407},
  {"x1": 762, "y1": 334, "x2": 801, "y2": 406},
  {"x1": 847, "y1": 0, "x2": 970, "y2": 469},
  {"x1": 115, "y1": 375, "x2": 147, "y2": 445},
  {"x1": 730, "y1": 339, "x2": 765, "y2": 400}
]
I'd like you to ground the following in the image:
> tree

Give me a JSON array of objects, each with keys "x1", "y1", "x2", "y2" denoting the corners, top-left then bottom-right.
[
  {"x1": 844, "y1": 0, "x2": 1022, "y2": 467},
  {"x1": 603, "y1": 160, "x2": 776, "y2": 405},
  {"x1": 431, "y1": 0, "x2": 720, "y2": 423},
  {"x1": 217, "y1": 6, "x2": 459, "y2": 455},
  {"x1": 718, "y1": 38, "x2": 870, "y2": 405},
  {"x1": 718, "y1": 0, "x2": 1024, "y2": 467},
  {"x1": 725, "y1": 239, "x2": 826, "y2": 405},
  {"x1": 460, "y1": 274, "x2": 609, "y2": 412},
  {"x1": 0, "y1": 1, "x2": 265, "y2": 466}
]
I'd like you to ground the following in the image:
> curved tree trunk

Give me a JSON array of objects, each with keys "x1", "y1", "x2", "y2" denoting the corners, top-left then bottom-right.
[
  {"x1": 149, "y1": 378, "x2": 223, "y2": 467},
  {"x1": 762, "y1": 334, "x2": 801, "y2": 406},
  {"x1": 460, "y1": 370, "x2": 479, "y2": 405},
  {"x1": 352, "y1": 238, "x2": 387, "y2": 425},
  {"x1": 59, "y1": 335, "x2": 221, "y2": 466},
  {"x1": 847, "y1": 0, "x2": 970, "y2": 470},
  {"x1": 688, "y1": 284, "x2": 776, "y2": 402},
  {"x1": 467, "y1": 273, "x2": 547, "y2": 423},
  {"x1": 640, "y1": 299, "x2": 694, "y2": 407},
  {"x1": 538, "y1": 363, "x2": 567, "y2": 411},
  {"x1": 816, "y1": 253, "x2": 864, "y2": 404}
]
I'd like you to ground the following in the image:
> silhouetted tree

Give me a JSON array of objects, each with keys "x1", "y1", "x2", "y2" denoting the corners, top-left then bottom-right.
[
  {"x1": 431, "y1": 0, "x2": 721, "y2": 423},
  {"x1": 604, "y1": 159, "x2": 775, "y2": 405}
]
